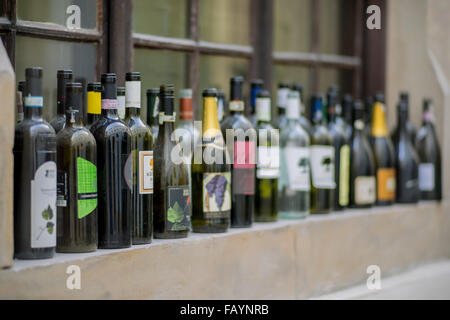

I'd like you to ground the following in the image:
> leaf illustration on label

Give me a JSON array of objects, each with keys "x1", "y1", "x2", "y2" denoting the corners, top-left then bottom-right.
[
  {"x1": 42, "y1": 205, "x2": 53, "y2": 220},
  {"x1": 298, "y1": 158, "x2": 309, "y2": 173},
  {"x1": 167, "y1": 201, "x2": 184, "y2": 224},
  {"x1": 322, "y1": 157, "x2": 333, "y2": 172},
  {"x1": 205, "y1": 174, "x2": 228, "y2": 210},
  {"x1": 46, "y1": 221, "x2": 54, "y2": 235}
]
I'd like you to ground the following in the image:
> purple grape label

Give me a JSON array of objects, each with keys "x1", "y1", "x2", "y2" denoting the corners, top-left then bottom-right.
[{"x1": 203, "y1": 172, "x2": 231, "y2": 219}]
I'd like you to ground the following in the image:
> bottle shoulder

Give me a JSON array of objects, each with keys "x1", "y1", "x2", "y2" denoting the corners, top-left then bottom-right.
[
  {"x1": 312, "y1": 124, "x2": 332, "y2": 145},
  {"x1": 57, "y1": 126, "x2": 96, "y2": 147}
]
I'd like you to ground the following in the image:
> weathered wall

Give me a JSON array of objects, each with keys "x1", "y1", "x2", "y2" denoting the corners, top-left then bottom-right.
[
  {"x1": 0, "y1": 40, "x2": 15, "y2": 269},
  {"x1": 386, "y1": 0, "x2": 450, "y2": 199}
]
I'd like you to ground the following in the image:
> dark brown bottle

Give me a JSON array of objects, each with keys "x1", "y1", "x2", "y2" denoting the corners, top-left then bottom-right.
[
  {"x1": 50, "y1": 70, "x2": 73, "y2": 133},
  {"x1": 14, "y1": 67, "x2": 57, "y2": 259},
  {"x1": 56, "y1": 82, "x2": 98, "y2": 253}
]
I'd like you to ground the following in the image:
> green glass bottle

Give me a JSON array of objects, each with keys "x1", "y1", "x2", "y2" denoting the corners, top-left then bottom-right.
[
  {"x1": 56, "y1": 82, "x2": 98, "y2": 253},
  {"x1": 255, "y1": 90, "x2": 279, "y2": 222},
  {"x1": 146, "y1": 88, "x2": 160, "y2": 143},
  {"x1": 50, "y1": 70, "x2": 73, "y2": 133},
  {"x1": 310, "y1": 95, "x2": 335, "y2": 214},
  {"x1": 124, "y1": 72, "x2": 154, "y2": 244}
]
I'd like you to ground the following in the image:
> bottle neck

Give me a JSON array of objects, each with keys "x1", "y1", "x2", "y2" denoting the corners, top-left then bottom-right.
[
  {"x1": 101, "y1": 98, "x2": 119, "y2": 118},
  {"x1": 229, "y1": 99, "x2": 245, "y2": 115},
  {"x1": 147, "y1": 94, "x2": 159, "y2": 126},
  {"x1": 23, "y1": 95, "x2": 43, "y2": 120},
  {"x1": 423, "y1": 110, "x2": 434, "y2": 125},
  {"x1": 87, "y1": 90, "x2": 101, "y2": 116},
  {"x1": 65, "y1": 111, "x2": 83, "y2": 127},
  {"x1": 327, "y1": 105, "x2": 337, "y2": 123},
  {"x1": 125, "y1": 107, "x2": 140, "y2": 118},
  {"x1": 371, "y1": 102, "x2": 388, "y2": 137},
  {"x1": 179, "y1": 97, "x2": 193, "y2": 121},
  {"x1": 353, "y1": 118, "x2": 365, "y2": 135},
  {"x1": 202, "y1": 97, "x2": 221, "y2": 137},
  {"x1": 256, "y1": 97, "x2": 271, "y2": 124},
  {"x1": 57, "y1": 77, "x2": 70, "y2": 115}
]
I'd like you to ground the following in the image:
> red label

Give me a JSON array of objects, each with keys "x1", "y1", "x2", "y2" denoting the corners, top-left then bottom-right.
[
  {"x1": 232, "y1": 141, "x2": 255, "y2": 195},
  {"x1": 233, "y1": 141, "x2": 256, "y2": 169}
]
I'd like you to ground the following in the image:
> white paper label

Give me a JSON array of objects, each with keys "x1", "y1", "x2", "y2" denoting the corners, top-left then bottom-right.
[
  {"x1": 310, "y1": 145, "x2": 335, "y2": 189},
  {"x1": 419, "y1": 163, "x2": 435, "y2": 191},
  {"x1": 277, "y1": 88, "x2": 289, "y2": 108},
  {"x1": 117, "y1": 95, "x2": 126, "y2": 119},
  {"x1": 284, "y1": 146, "x2": 310, "y2": 191},
  {"x1": 257, "y1": 146, "x2": 280, "y2": 179},
  {"x1": 229, "y1": 100, "x2": 244, "y2": 111},
  {"x1": 125, "y1": 80, "x2": 141, "y2": 108},
  {"x1": 355, "y1": 176, "x2": 376, "y2": 205},
  {"x1": 31, "y1": 161, "x2": 57, "y2": 248},
  {"x1": 139, "y1": 151, "x2": 153, "y2": 194}
]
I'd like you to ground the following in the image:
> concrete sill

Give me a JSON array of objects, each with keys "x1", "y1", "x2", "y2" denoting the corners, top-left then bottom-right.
[{"x1": 0, "y1": 201, "x2": 449, "y2": 299}]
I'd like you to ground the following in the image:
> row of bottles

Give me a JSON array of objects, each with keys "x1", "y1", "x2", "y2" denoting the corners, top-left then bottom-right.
[{"x1": 13, "y1": 67, "x2": 441, "y2": 260}]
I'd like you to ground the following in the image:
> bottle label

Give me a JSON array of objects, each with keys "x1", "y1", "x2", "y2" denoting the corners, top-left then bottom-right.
[
  {"x1": 282, "y1": 146, "x2": 310, "y2": 191},
  {"x1": 125, "y1": 80, "x2": 141, "y2": 108},
  {"x1": 419, "y1": 163, "x2": 435, "y2": 191},
  {"x1": 87, "y1": 91, "x2": 101, "y2": 114},
  {"x1": 118, "y1": 95, "x2": 126, "y2": 119},
  {"x1": 257, "y1": 146, "x2": 280, "y2": 179},
  {"x1": 277, "y1": 88, "x2": 289, "y2": 108},
  {"x1": 159, "y1": 112, "x2": 176, "y2": 124},
  {"x1": 139, "y1": 151, "x2": 154, "y2": 194},
  {"x1": 256, "y1": 98, "x2": 271, "y2": 122},
  {"x1": 76, "y1": 157, "x2": 98, "y2": 219},
  {"x1": 233, "y1": 141, "x2": 255, "y2": 195},
  {"x1": 229, "y1": 100, "x2": 244, "y2": 112},
  {"x1": 101, "y1": 98, "x2": 118, "y2": 110},
  {"x1": 24, "y1": 96, "x2": 43, "y2": 108},
  {"x1": 355, "y1": 176, "x2": 376, "y2": 205},
  {"x1": 31, "y1": 161, "x2": 57, "y2": 248},
  {"x1": 167, "y1": 185, "x2": 191, "y2": 232},
  {"x1": 56, "y1": 171, "x2": 68, "y2": 207},
  {"x1": 310, "y1": 145, "x2": 336, "y2": 189},
  {"x1": 339, "y1": 145, "x2": 350, "y2": 206},
  {"x1": 202, "y1": 172, "x2": 231, "y2": 218},
  {"x1": 377, "y1": 168, "x2": 396, "y2": 201}
]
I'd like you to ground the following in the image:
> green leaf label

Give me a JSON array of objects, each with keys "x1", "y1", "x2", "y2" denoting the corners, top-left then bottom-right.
[
  {"x1": 77, "y1": 157, "x2": 98, "y2": 219},
  {"x1": 167, "y1": 185, "x2": 191, "y2": 232}
]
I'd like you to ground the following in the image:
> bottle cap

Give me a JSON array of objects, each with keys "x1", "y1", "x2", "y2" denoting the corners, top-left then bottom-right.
[{"x1": 125, "y1": 72, "x2": 140, "y2": 81}]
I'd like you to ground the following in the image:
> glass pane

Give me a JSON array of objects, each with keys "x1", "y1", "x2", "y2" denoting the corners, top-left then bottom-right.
[
  {"x1": 319, "y1": 0, "x2": 343, "y2": 54},
  {"x1": 199, "y1": 0, "x2": 250, "y2": 45},
  {"x1": 18, "y1": 0, "x2": 97, "y2": 30},
  {"x1": 133, "y1": 48, "x2": 187, "y2": 121},
  {"x1": 15, "y1": 36, "x2": 97, "y2": 120},
  {"x1": 274, "y1": 0, "x2": 310, "y2": 52},
  {"x1": 198, "y1": 55, "x2": 249, "y2": 115},
  {"x1": 133, "y1": 0, "x2": 187, "y2": 38}
]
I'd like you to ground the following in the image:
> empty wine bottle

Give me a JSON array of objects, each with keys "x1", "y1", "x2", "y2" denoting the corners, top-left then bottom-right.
[
  {"x1": 272, "y1": 82, "x2": 290, "y2": 129},
  {"x1": 416, "y1": 98, "x2": 442, "y2": 201},
  {"x1": 192, "y1": 88, "x2": 231, "y2": 232},
  {"x1": 14, "y1": 67, "x2": 57, "y2": 259},
  {"x1": 394, "y1": 98, "x2": 420, "y2": 203},
  {"x1": 370, "y1": 93, "x2": 396, "y2": 206},
  {"x1": 327, "y1": 90, "x2": 350, "y2": 210},
  {"x1": 292, "y1": 83, "x2": 313, "y2": 136},
  {"x1": 117, "y1": 86, "x2": 126, "y2": 120},
  {"x1": 310, "y1": 95, "x2": 335, "y2": 214},
  {"x1": 86, "y1": 82, "x2": 102, "y2": 128},
  {"x1": 279, "y1": 90, "x2": 310, "y2": 219},
  {"x1": 391, "y1": 91, "x2": 417, "y2": 145},
  {"x1": 123, "y1": 72, "x2": 154, "y2": 244},
  {"x1": 146, "y1": 88, "x2": 160, "y2": 143},
  {"x1": 91, "y1": 73, "x2": 132, "y2": 248},
  {"x1": 56, "y1": 82, "x2": 98, "y2": 253},
  {"x1": 254, "y1": 90, "x2": 279, "y2": 222},
  {"x1": 154, "y1": 84, "x2": 191, "y2": 238},
  {"x1": 221, "y1": 76, "x2": 256, "y2": 228},
  {"x1": 349, "y1": 101, "x2": 376, "y2": 208},
  {"x1": 249, "y1": 79, "x2": 264, "y2": 127},
  {"x1": 50, "y1": 70, "x2": 73, "y2": 133}
]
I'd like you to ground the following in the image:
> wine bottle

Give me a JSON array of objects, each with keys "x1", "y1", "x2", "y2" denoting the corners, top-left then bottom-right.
[
  {"x1": 221, "y1": 76, "x2": 256, "y2": 228},
  {"x1": 394, "y1": 98, "x2": 420, "y2": 203},
  {"x1": 117, "y1": 86, "x2": 126, "y2": 120},
  {"x1": 86, "y1": 82, "x2": 102, "y2": 128},
  {"x1": 272, "y1": 82, "x2": 290, "y2": 129},
  {"x1": 310, "y1": 95, "x2": 335, "y2": 214},
  {"x1": 342, "y1": 93, "x2": 353, "y2": 140},
  {"x1": 146, "y1": 88, "x2": 160, "y2": 143},
  {"x1": 279, "y1": 90, "x2": 310, "y2": 219},
  {"x1": 349, "y1": 100, "x2": 376, "y2": 208},
  {"x1": 254, "y1": 90, "x2": 279, "y2": 222},
  {"x1": 292, "y1": 83, "x2": 313, "y2": 136},
  {"x1": 415, "y1": 98, "x2": 442, "y2": 201},
  {"x1": 249, "y1": 79, "x2": 264, "y2": 127},
  {"x1": 91, "y1": 73, "x2": 132, "y2": 249},
  {"x1": 391, "y1": 92, "x2": 417, "y2": 145},
  {"x1": 370, "y1": 93, "x2": 396, "y2": 206},
  {"x1": 56, "y1": 82, "x2": 98, "y2": 253},
  {"x1": 17, "y1": 80, "x2": 25, "y2": 123},
  {"x1": 217, "y1": 89, "x2": 226, "y2": 123},
  {"x1": 191, "y1": 88, "x2": 231, "y2": 232},
  {"x1": 364, "y1": 96, "x2": 374, "y2": 139},
  {"x1": 154, "y1": 84, "x2": 191, "y2": 239},
  {"x1": 123, "y1": 72, "x2": 154, "y2": 244},
  {"x1": 327, "y1": 91, "x2": 350, "y2": 210},
  {"x1": 50, "y1": 70, "x2": 73, "y2": 133},
  {"x1": 14, "y1": 67, "x2": 57, "y2": 259}
]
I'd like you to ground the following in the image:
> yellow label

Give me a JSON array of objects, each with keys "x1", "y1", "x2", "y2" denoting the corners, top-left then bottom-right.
[
  {"x1": 339, "y1": 145, "x2": 350, "y2": 207},
  {"x1": 371, "y1": 102, "x2": 388, "y2": 137},
  {"x1": 87, "y1": 91, "x2": 101, "y2": 115},
  {"x1": 202, "y1": 97, "x2": 221, "y2": 138}
]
